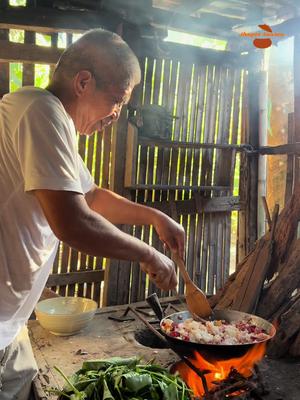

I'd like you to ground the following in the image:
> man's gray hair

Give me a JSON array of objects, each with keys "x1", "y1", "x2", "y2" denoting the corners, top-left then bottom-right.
[{"x1": 52, "y1": 28, "x2": 141, "y2": 90}]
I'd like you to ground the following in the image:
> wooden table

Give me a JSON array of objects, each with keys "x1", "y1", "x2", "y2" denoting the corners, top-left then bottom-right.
[
  {"x1": 28, "y1": 301, "x2": 179, "y2": 399},
  {"x1": 29, "y1": 301, "x2": 300, "y2": 400}
]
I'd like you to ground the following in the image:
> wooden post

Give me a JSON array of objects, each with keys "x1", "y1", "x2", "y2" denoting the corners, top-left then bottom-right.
[
  {"x1": 22, "y1": 31, "x2": 35, "y2": 86},
  {"x1": 293, "y1": 34, "x2": 300, "y2": 184},
  {"x1": 247, "y1": 63, "x2": 260, "y2": 250},
  {"x1": 0, "y1": 28, "x2": 9, "y2": 97},
  {"x1": 124, "y1": 123, "x2": 138, "y2": 188},
  {"x1": 103, "y1": 108, "x2": 132, "y2": 306},
  {"x1": 22, "y1": 0, "x2": 35, "y2": 87}
]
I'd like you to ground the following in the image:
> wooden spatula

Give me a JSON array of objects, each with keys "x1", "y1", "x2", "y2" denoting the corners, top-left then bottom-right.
[{"x1": 172, "y1": 253, "x2": 212, "y2": 318}]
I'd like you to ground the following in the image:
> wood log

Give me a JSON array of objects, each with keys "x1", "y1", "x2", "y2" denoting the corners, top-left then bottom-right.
[
  {"x1": 231, "y1": 205, "x2": 279, "y2": 314},
  {"x1": 271, "y1": 183, "x2": 300, "y2": 274},
  {"x1": 213, "y1": 239, "x2": 266, "y2": 310},
  {"x1": 267, "y1": 297, "x2": 300, "y2": 358},
  {"x1": 256, "y1": 239, "x2": 300, "y2": 320},
  {"x1": 211, "y1": 184, "x2": 300, "y2": 315}
]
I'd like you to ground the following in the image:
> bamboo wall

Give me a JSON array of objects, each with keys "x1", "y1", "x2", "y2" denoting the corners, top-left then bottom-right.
[
  {"x1": 0, "y1": 22, "x2": 248, "y2": 307},
  {"x1": 105, "y1": 56, "x2": 246, "y2": 305}
]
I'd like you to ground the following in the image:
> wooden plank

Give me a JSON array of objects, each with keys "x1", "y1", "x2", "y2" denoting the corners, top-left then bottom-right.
[
  {"x1": 0, "y1": 6, "x2": 118, "y2": 34},
  {"x1": 178, "y1": 64, "x2": 193, "y2": 188},
  {"x1": 151, "y1": 7, "x2": 240, "y2": 39},
  {"x1": 58, "y1": 243, "x2": 70, "y2": 296},
  {"x1": 127, "y1": 184, "x2": 230, "y2": 191},
  {"x1": 232, "y1": 205, "x2": 279, "y2": 314},
  {"x1": 128, "y1": 58, "x2": 148, "y2": 304},
  {"x1": 102, "y1": 126, "x2": 112, "y2": 189},
  {"x1": 200, "y1": 215, "x2": 209, "y2": 292},
  {"x1": 216, "y1": 215, "x2": 224, "y2": 290},
  {"x1": 0, "y1": 39, "x2": 62, "y2": 64},
  {"x1": 129, "y1": 225, "x2": 143, "y2": 303},
  {"x1": 94, "y1": 131, "x2": 103, "y2": 186},
  {"x1": 174, "y1": 0, "x2": 213, "y2": 15},
  {"x1": 147, "y1": 58, "x2": 163, "y2": 297},
  {"x1": 200, "y1": 66, "x2": 219, "y2": 295},
  {"x1": 139, "y1": 138, "x2": 248, "y2": 150},
  {"x1": 77, "y1": 133, "x2": 88, "y2": 298},
  {"x1": 124, "y1": 123, "x2": 138, "y2": 187},
  {"x1": 237, "y1": 71, "x2": 248, "y2": 263},
  {"x1": 22, "y1": 31, "x2": 35, "y2": 86},
  {"x1": 224, "y1": 212, "x2": 231, "y2": 279},
  {"x1": 0, "y1": 5, "x2": 241, "y2": 46},
  {"x1": 0, "y1": 29, "x2": 9, "y2": 98},
  {"x1": 161, "y1": 60, "x2": 179, "y2": 202},
  {"x1": 135, "y1": 56, "x2": 153, "y2": 301},
  {"x1": 67, "y1": 247, "x2": 80, "y2": 297},
  {"x1": 47, "y1": 269, "x2": 105, "y2": 286},
  {"x1": 191, "y1": 67, "x2": 206, "y2": 290},
  {"x1": 247, "y1": 69, "x2": 260, "y2": 249},
  {"x1": 86, "y1": 133, "x2": 97, "y2": 300},
  {"x1": 169, "y1": 63, "x2": 189, "y2": 195},
  {"x1": 49, "y1": 32, "x2": 58, "y2": 79},
  {"x1": 105, "y1": 109, "x2": 132, "y2": 306}
]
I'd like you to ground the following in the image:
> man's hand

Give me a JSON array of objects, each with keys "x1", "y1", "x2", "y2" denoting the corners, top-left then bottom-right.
[
  {"x1": 153, "y1": 214, "x2": 185, "y2": 259},
  {"x1": 140, "y1": 249, "x2": 177, "y2": 291}
]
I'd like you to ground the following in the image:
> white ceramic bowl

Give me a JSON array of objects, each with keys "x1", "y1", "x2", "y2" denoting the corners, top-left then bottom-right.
[{"x1": 35, "y1": 297, "x2": 98, "y2": 336}]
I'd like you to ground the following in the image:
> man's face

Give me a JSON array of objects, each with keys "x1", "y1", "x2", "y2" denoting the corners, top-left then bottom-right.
[{"x1": 74, "y1": 72, "x2": 133, "y2": 136}]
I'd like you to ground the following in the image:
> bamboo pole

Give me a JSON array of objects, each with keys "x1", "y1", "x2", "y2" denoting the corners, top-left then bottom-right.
[{"x1": 257, "y1": 68, "x2": 268, "y2": 238}]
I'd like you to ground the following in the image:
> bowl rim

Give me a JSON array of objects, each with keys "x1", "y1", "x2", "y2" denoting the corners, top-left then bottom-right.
[{"x1": 35, "y1": 296, "x2": 98, "y2": 316}]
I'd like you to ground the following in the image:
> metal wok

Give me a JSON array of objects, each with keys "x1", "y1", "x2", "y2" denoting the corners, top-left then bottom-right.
[{"x1": 159, "y1": 309, "x2": 276, "y2": 360}]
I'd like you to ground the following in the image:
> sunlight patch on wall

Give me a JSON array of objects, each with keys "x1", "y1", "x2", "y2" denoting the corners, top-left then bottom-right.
[{"x1": 165, "y1": 29, "x2": 227, "y2": 51}]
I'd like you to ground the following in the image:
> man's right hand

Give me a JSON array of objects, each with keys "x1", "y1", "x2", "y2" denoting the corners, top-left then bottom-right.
[{"x1": 140, "y1": 249, "x2": 177, "y2": 291}]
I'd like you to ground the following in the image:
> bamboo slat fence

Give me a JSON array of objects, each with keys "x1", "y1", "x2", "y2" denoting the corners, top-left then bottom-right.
[
  {"x1": 0, "y1": 21, "x2": 248, "y2": 307},
  {"x1": 121, "y1": 57, "x2": 246, "y2": 305}
]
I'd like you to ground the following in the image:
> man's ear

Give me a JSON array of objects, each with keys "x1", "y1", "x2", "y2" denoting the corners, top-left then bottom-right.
[{"x1": 74, "y1": 70, "x2": 93, "y2": 96}]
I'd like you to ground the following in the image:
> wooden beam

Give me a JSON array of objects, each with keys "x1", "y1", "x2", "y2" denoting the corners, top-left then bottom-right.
[
  {"x1": 0, "y1": 40, "x2": 63, "y2": 64},
  {"x1": 139, "y1": 138, "x2": 247, "y2": 151},
  {"x1": 258, "y1": 143, "x2": 300, "y2": 155},
  {"x1": 139, "y1": 38, "x2": 247, "y2": 66},
  {"x1": 0, "y1": 5, "x2": 239, "y2": 41},
  {"x1": 126, "y1": 184, "x2": 230, "y2": 191},
  {"x1": 0, "y1": 29, "x2": 9, "y2": 98},
  {"x1": 174, "y1": 0, "x2": 213, "y2": 16},
  {"x1": 145, "y1": 196, "x2": 243, "y2": 215},
  {"x1": 47, "y1": 269, "x2": 105, "y2": 287},
  {"x1": 152, "y1": 7, "x2": 240, "y2": 39},
  {"x1": 22, "y1": 29, "x2": 35, "y2": 86},
  {"x1": 0, "y1": 6, "x2": 120, "y2": 34}
]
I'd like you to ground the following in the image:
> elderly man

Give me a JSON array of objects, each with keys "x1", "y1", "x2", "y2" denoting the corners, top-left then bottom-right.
[{"x1": 0, "y1": 29, "x2": 184, "y2": 399}]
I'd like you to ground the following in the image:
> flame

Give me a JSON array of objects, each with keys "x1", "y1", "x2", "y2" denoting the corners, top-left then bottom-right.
[{"x1": 175, "y1": 343, "x2": 266, "y2": 397}]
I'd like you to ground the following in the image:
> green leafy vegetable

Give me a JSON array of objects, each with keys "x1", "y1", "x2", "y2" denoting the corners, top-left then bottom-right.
[{"x1": 52, "y1": 357, "x2": 192, "y2": 400}]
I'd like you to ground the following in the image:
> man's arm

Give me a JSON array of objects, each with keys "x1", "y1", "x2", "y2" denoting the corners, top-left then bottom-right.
[
  {"x1": 33, "y1": 189, "x2": 177, "y2": 291},
  {"x1": 85, "y1": 185, "x2": 185, "y2": 257}
]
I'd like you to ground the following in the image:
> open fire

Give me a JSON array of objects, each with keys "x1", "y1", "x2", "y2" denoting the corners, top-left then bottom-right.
[{"x1": 174, "y1": 342, "x2": 267, "y2": 398}]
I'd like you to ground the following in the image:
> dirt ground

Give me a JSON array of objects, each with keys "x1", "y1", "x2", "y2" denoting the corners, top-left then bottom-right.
[{"x1": 260, "y1": 356, "x2": 300, "y2": 400}]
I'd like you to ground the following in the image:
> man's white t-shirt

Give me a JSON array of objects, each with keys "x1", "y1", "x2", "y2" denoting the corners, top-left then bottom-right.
[{"x1": 0, "y1": 87, "x2": 94, "y2": 349}]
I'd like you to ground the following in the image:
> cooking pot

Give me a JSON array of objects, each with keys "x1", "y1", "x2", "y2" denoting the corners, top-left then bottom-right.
[{"x1": 146, "y1": 294, "x2": 276, "y2": 361}]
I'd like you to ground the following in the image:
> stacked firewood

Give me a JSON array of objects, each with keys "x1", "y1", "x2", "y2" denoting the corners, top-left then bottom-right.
[{"x1": 209, "y1": 184, "x2": 300, "y2": 358}]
